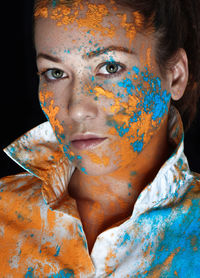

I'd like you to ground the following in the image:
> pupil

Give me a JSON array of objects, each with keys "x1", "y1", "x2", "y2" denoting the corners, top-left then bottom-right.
[
  {"x1": 106, "y1": 63, "x2": 118, "y2": 73},
  {"x1": 53, "y1": 70, "x2": 62, "y2": 78}
]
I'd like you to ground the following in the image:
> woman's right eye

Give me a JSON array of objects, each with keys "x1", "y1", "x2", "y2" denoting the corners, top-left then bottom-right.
[{"x1": 40, "y1": 68, "x2": 68, "y2": 82}]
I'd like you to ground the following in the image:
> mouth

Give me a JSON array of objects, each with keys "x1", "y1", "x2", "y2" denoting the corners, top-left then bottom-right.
[{"x1": 70, "y1": 134, "x2": 107, "y2": 150}]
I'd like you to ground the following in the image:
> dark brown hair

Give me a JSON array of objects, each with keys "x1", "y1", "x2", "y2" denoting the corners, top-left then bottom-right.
[{"x1": 34, "y1": 0, "x2": 200, "y2": 130}]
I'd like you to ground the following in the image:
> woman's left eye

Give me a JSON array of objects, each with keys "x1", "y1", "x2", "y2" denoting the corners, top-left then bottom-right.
[
  {"x1": 41, "y1": 68, "x2": 68, "y2": 81},
  {"x1": 97, "y1": 62, "x2": 124, "y2": 76}
]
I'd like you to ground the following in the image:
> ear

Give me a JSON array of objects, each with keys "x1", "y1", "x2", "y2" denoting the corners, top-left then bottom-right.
[{"x1": 169, "y1": 48, "x2": 189, "y2": 101}]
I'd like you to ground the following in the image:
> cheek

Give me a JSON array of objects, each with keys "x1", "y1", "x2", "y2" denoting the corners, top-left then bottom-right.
[
  {"x1": 39, "y1": 89, "x2": 77, "y2": 163},
  {"x1": 100, "y1": 67, "x2": 171, "y2": 160},
  {"x1": 39, "y1": 89, "x2": 65, "y2": 135}
]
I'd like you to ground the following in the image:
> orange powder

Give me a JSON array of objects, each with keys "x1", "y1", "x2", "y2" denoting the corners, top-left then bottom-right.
[
  {"x1": 92, "y1": 85, "x2": 159, "y2": 177},
  {"x1": 118, "y1": 13, "x2": 137, "y2": 47},
  {"x1": 39, "y1": 90, "x2": 64, "y2": 134},
  {"x1": 76, "y1": 3, "x2": 116, "y2": 38},
  {"x1": 50, "y1": 4, "x2": 79, "y2": 27},
  {"x1": 147, "y1": 247, "x2": 181, "y2": 278},
  {"x1": 84, "y1": 151, "x2": 110, "y2": 167},
  {"x1": 105, "y1": 249, "x2": 117, "y2": 275},
  {"x1": 35, "y1": 6, "x2": 49, "y2": 18},
  {"x1": 146, "y1": 47, "x2": 152, "y2": 69},
  {"x1": 35, "y1": 2, "x2": 116, "y2": 38},
  {"x1": 133, "y1": 11, "x2": 144, "y2": 29},
  {"x1": 94, "y1": 86, "x2": 128, "y2": 114}
]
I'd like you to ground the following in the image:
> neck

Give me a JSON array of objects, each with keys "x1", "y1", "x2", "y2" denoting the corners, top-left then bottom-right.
[{"x1": 68, "y1": 118, "x2": 171, "y2": 252}]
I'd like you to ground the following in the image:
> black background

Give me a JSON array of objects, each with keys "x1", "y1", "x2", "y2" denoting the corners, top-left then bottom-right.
[{"x1": 0, "y1": 0, "x2": 199, "y2": 178}]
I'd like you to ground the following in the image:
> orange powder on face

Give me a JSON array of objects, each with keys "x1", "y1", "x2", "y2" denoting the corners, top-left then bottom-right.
[
  {"x1": 84, "y1": 151, "x2": 110, "y2": 167},
  {"x1": 94, "y1": 86, "x2": 128, "y2": 114},
  {"x1": 35, "y1": 6, "x2": 49, "y2": 18},
  {"x1": 118, "y1": 13, "x2": 136, "y2": 47},
  {"x1": 50, "y1": 4, "x2": 79, "y2": 27},
  {"x1": 133, "y1": 11, "x2": 144, "y2": 29},
  {"x1": 39, "y1": 90, "x2": 64, "y2": 134},
  {"x1": 76, "y1": 3, "x2": 116, "y2": 38},
  {"x1": 35, "y1": 2, "x2": 116, "y2": 37},
  {"x1": 100, "y1": 86, "x2": 161, "y2": 178},
  {"x1": 146, "y1": 47, "x2": 152, "y2": 69}
]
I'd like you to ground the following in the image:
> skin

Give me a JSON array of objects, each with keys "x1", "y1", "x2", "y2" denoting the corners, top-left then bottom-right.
[{"x1": 35, "y1": 0, "x2": 188, "y2": 253}]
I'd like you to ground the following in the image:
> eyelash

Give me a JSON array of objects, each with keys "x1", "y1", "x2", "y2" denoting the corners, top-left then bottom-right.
[
  {"x1": 38, "y1": 68, "x2": 68, "y2": 83},
  {"x1": 38, "y1": 62, "x2": 126, "y2": 83},
  {"x1": 96, "y1": 62, "x2": 126, "y2": 79}
]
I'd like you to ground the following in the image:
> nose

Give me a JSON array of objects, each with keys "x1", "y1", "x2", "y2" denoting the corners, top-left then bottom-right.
[{"x1": 68, "y1": 96, "x2": 98, "y2": 123}]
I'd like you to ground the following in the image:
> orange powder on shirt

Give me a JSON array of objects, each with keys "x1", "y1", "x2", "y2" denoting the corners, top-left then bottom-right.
[
  {"x1": 105, "y1": 249, "x2": 117, "y2": 275},
  {"x1": 147, "y1": 247, "x2": 181, "y2": 277}
]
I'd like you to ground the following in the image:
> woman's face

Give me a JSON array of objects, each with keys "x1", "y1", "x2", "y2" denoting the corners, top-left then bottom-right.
[{"x1": 35, "y1": 0, "x2": 171, "y2": 176}]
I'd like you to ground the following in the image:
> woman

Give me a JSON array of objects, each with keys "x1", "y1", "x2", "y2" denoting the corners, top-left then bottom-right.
[{"x1": 0, "y1": 0, "x2": 199, "y2": 277}]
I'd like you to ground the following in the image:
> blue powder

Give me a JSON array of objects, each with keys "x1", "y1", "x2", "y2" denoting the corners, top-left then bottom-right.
[
  {"x1": 25, "y1": 267, "x2": 34, "y2": 278},
  {"x1": 131, "y1": 139, "x2": 144, "y2": 153},
  {"x1": 117, "y1": 78, "x2": 135, "y2": 96},
  {"x1": 62, "y1": 145, "x2": 75, "y2": 162},
  {"x1": 132, "y1": 66, "x2": 139, "y2": 75},
  {"x1": 119, "y1": 232, "x2": 131, "y2": 247},
  {"x1": 54, "y1": 245, "x2": 61, "y2": 257},
  {"x1": 81, "y1": 167, "x2": 88, "y2": 175},
  {"x1": 48, "y1": 269, "x2": 74, "y2": 278},
  {"x1": 52, "y1": 0, "x2": 57, "y2": 8}
]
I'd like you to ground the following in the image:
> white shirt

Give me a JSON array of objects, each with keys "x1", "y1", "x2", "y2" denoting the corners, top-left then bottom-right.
[{"x1": 0, "y1": 106, "x2": 199, "y2": 277}]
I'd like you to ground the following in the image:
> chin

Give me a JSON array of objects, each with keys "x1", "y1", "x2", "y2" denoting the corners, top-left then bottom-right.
[{"x1": 75, "y1": 158, "x2": 119, "y2": 176}]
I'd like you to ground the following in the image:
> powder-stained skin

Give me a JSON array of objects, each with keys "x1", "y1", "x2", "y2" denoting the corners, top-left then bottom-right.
[{"x1": 35, "y1": 0, "x2": 170, "y2": 178}]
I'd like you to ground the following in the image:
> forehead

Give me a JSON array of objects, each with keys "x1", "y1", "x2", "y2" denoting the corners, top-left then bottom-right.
[{"x1": 34, "y1": 0, "x2": 150, "y2": 54}]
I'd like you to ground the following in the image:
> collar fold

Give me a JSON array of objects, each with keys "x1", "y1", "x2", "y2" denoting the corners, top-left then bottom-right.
[{"x1": 4, "y1": 121, "x2": 75, "y2": 205}]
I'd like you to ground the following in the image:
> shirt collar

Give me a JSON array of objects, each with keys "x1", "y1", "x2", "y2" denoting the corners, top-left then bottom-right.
[
  {"x1": 4, "y1": 106, "x2": 192, "y2": 215},
  {"x1": 4, "y1": 121, "x2": 75, "y2": 206}
]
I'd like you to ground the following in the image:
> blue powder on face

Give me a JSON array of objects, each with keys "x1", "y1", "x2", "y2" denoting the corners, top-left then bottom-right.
[
  {"x1": 131, "y1": 139, "x2": 144, "y2": 153},
  {"x1": 81, "y1": 167, "x2": 88, "y2": 175},
  {"x1": 64, "y1": 49, "x2": 71, "y2": 54},
  {"x1": 132, "y1": 66, "x2": 140, "y2": 75},
  {"x1": 118, "y1": 78, "x2": 136, "y2": 96},
  {"x1": 151, "y1": 90, "x2": 171, "y2": 121},
  {"x1": 111, "y1": 66, "x2": 171, "y2": 154},
  {"x1": 62, "y1": 145, "x2": 75, "y2": 162}
]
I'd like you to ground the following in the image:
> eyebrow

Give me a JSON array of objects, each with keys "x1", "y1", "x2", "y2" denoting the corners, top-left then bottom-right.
[
  {"x1": 37, "y1": 46, "x2": 135, "y2": 62},
  {"x1": 37, "y1": 53, "x2": 62, "y2": 63},
  {"x1": 84, "y1": 45, "x2": 135, "y2": 59}
]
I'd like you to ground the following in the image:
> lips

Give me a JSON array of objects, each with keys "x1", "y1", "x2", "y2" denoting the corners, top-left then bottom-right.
[{"x1": 70, "y1": 134, "x2": 107, "y2": 150}]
